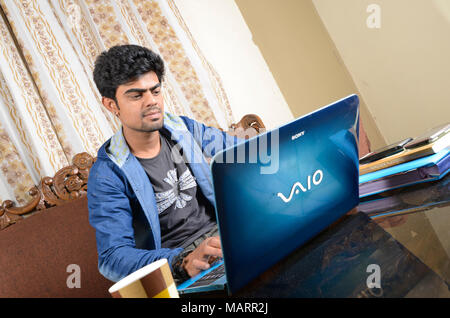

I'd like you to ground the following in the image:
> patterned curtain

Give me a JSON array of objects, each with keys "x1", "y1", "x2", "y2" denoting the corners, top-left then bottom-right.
[{"x1": 0, "y1": 0, "x2": 235, "y2": 205}]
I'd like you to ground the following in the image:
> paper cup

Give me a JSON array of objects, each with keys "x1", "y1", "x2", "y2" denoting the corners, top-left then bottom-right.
[{"x1": 108, "y1": 259, "x2": 179, "y2": 298}]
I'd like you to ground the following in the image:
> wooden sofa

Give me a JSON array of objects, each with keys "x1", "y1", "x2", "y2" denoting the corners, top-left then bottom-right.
[
  {"x1": 0, "y1": 114, "x2": 370, "y2": 298},
  {"x1": 0, "y1": 153, "x2": 111, "y2": 297}
]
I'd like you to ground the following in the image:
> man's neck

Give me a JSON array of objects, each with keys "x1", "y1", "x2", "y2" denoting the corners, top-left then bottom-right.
[{"x1": 122, "y1": 127, "x2": 161, "y2": 159}]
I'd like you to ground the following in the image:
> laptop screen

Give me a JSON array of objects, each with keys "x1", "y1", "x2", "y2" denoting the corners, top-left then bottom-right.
[{"x1": 210, "y1": 95, "x2": 360, "y2": 293}]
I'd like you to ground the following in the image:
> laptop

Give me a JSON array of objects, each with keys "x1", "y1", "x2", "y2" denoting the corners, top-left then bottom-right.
[{"x1": 177, "y1": 94, "x2": 360, "y2": 295}]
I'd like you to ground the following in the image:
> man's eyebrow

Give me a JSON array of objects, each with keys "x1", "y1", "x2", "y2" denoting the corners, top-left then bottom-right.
[{"x1": 124, "y1": 83, "x2": 161, "y2": 94}]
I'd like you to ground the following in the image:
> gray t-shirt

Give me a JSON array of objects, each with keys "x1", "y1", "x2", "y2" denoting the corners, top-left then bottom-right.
[{"x1": 136, "y1": 133, "x2": 216, "y2": 249}]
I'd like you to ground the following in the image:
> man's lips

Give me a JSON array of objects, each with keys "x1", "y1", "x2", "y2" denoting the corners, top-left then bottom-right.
[{"x1": 142, "y1": 108, "x2": 162, "y2": 118}]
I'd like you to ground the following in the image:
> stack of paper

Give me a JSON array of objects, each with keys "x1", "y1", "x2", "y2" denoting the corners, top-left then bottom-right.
[{"x1": 359, "y1": 129, "x2": 450, "y2": 198}]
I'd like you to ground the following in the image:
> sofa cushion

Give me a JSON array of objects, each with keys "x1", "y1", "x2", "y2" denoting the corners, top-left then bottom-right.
[{"x1": 0, "y1": 196, "x2": 112, "y2": 297}]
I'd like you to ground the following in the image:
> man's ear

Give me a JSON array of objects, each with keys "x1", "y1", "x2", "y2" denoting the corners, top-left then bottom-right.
[{"x1": 102, "y1": 97, "x2": 119, "y2": 116}]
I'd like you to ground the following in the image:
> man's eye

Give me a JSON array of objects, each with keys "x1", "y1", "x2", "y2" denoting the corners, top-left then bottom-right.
[
  {"x1": 153, "y1": 90, "x2": 161, "y2": 95},
  {"x1": 131, "y1": 95, "x2": 141, "y2": 99}
]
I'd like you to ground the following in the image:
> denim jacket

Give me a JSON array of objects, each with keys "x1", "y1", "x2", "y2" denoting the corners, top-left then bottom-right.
[{"x1": 87, "y1": 113, "x2": 238, "y2": 282}]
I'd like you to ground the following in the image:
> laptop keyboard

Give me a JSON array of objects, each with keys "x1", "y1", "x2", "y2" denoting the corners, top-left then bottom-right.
[{"x1": 189, "y1": 263, "x2": 225, "y2": 288}]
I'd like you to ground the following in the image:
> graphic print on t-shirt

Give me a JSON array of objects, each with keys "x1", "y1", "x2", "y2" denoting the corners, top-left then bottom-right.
[
  {"x1": 137, "y1": 133, "x2": 216, "y2": 249},
  {"x1": 154, "y1": 168, "x2": 197, "y2": 214}
]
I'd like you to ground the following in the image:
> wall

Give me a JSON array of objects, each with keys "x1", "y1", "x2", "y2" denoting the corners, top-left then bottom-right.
[
  {"x1": 173, "y1": 0, "x2": 294, "y2": 130},
  {"x1": 235, "y1": 0, "x2": 385, "y2": 149},
  {"x1": 312, "y1": 0, "x2": 450, "y2": 145},
  {"x1": 312, "y1": 0, "x2": 450, "y2": 260}
]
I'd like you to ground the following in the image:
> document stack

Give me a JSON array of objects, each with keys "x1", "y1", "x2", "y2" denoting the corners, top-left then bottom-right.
[{"x1": 358, "y1": 123, "x2": 450, "y2": 198}]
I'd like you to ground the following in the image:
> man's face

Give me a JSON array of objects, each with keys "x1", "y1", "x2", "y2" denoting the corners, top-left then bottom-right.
[{"x1": 106, "y1": 71, "x2": 164, "y2": 133}]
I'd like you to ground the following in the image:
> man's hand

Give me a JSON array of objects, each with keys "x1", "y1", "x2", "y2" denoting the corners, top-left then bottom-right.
[{"x1": 182, "y1": 236, "x2": 222, "y2": 277}]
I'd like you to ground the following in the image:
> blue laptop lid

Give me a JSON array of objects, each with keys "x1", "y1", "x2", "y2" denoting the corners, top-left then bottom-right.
[{"x1": 210, "y1": 94, "x2": 360, "y2": 294}]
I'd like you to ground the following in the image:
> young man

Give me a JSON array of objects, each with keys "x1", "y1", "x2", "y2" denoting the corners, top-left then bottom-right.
[{"x1": 88, "y1": 44, "x2": 239, "y2": 283}]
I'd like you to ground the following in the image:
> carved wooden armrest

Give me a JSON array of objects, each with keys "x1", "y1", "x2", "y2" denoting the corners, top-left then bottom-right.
[
  {"x1": 0, "y1": 152, "x2": 95, "y2": 230},
  {"x1": 226, "y1": 114, "x2": 266, "y2": 139}
]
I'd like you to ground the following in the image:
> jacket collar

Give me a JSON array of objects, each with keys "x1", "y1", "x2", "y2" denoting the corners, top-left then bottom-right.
[{"x1": 106, "y1": 112, "x2": 188, "y2": 167}]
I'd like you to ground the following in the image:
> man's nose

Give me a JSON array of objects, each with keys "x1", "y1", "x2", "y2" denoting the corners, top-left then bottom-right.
[{"x1": 144, "y1": 91, "x2": 157, "y2": 105}]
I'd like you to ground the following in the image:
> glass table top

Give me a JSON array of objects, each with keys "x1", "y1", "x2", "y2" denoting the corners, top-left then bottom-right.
[
  {"x1": 236, "y1": 174, "x2": 450, "y2": 298},
  {"x1": 359, "y1": 173, "x2": 450, "y2": 295}
]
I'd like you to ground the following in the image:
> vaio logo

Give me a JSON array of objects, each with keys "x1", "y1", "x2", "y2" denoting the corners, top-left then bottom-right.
[{"x1": 277, "y1": 170, "x2": 323, "y2": 203}]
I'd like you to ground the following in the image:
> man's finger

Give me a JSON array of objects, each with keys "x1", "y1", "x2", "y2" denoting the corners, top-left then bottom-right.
[
  {"x1": 203, "y1": 245, "x2": 223, "y2": 258},
  {"x1": 206, "y1": 236, "x2": 221, "y2": 248},
  {"x1": 211, "y1": 247, "x2": 223, "y2": 258},
  {"x1": 192, "y1": 259, "x2": 210, "y2": 271}
]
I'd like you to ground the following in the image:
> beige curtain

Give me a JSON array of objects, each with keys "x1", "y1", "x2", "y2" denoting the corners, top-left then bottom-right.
[{"x1": 0, "y1": 0, "x2": 235, "y2": 205}]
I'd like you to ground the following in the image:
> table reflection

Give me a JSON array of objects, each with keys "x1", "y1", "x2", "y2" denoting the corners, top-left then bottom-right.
[{"x1": 359, "y1": 173, "x2": 450, "y2": 285}]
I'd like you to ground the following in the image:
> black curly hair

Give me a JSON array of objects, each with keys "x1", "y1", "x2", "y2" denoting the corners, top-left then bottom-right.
[{"x1": 93, "y1": 44, "x2": 165, "y2": 100}]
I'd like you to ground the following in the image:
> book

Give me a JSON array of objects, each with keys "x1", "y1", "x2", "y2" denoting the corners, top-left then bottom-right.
[
  {"x1": 359, "y1": 148, "x2": 449, "y2": 184},
  {"x1": 360, "y1": 131, "x2": 450, "y2": 175},
  {"x1": 359, "y1": 151, "x2": 450, "y2": 198},
  {"x1": 358, "y1": 172, "x2": 450, "y2": 218}
]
